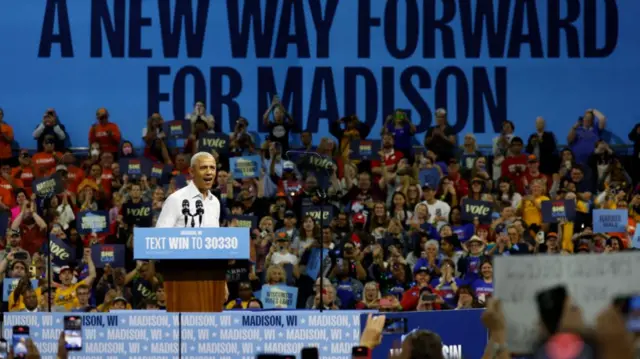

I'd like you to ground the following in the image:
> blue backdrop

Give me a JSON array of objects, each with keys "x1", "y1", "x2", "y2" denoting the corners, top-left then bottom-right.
[{"x1": 0, "y1": 0, "x2": 638, "y2": 147}]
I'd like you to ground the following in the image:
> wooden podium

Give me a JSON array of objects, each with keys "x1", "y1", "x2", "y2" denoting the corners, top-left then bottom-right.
[
  {"x1": 156, "y1": 259, "x2": 227, "y2": 312},
  {"x1": 133, "y1": 227, "x2": 250, "y2": 313}
]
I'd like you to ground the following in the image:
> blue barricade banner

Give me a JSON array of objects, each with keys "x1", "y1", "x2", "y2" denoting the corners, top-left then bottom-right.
[
  {"x1": 3, "y1": 311, "x2": 363, "y2": 358},
  {"x1": 91, "y1": 244, "x2": 125, "y2": 268},
  {"x1": 260, "y1": 285, "x2": 298, "y2": 309},
  {"x1": 32, "y1": 173, "x2": 64, "y2": 198},
  {"x1": 3, "y1": 279, "x2": 38, "y2": 302},
  {"x1": 362, "y1": 310, "x2": 487, "y2": 359},
  {"x1": 542, "y1": 200, "x2": 577, "y2": 223},
  {"x1": 77, "y1": 211, "x2": 110, "y2": 234},
  {"x1": 230, "y1": 155, "x2": 262, "y2": 179},
  {"x1": 228, "y1": 215, "x2": 258, "y2": 228},
  {"x1": 593, "y1": 209, "x2": 628, "y2": 233},
  {"x1": 133, "y1": 227, "x2": 251, "y2": 260},
  {"x1": 301, "y1": 206, "x2": 333, "y2": 226}
]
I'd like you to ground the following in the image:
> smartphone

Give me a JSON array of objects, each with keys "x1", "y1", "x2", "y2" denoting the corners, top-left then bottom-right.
[
  {"x1": 536, "y1": 285, "x2": 567, "y2": 335},
  {"x1": 382, "y1": 317, "x2": 408, "y2": 335},
  {"x1": 13, "y1": 252, "x2": 28, "y2": 261},
  {"x1": 63, "y1": 316, "x2": 82, "y2": 351},
  {"x1": 613, "y1": 295, "x2": 640, "y2": 332},
  {"x1": 352, "y1": 346, "x2": 371, "y2": 358},
  {"x1": 0, "y1": 339, "x2": 7, "y2": 359},
  {"x1": 301, "y1": 347, "x2": 319, "y2": 359},
  {"x1": 421, "y1": 293, "x2": 437, "y2": 302},
  {"x1": 12, "y1": 326, "x2": 29, "y2": 358}
]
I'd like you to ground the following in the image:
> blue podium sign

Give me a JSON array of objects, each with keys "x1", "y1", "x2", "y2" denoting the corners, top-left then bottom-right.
[
  {"x1": 133, "y1": 227, "x2": 250, "y2": 260},
  {"x1": 3, "y1": 311, "x2": 363, "y2": 359}
]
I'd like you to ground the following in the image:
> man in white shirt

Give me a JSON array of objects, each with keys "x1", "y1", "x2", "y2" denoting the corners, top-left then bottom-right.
[
  {"x1": 156, "y1": 152, "x2": 221, "y2": 228},
  {"x1": 414, "y1": 184, "x2": 451, "y2": 225},
  {"x1": 154, "y1": 152, "x2": 227, "y2": 300}
]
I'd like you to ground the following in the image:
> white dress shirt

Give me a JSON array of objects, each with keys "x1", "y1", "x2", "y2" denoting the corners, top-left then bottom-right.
[{"x1": 156, "y1": 181, "x2": 221, "y2": 228}]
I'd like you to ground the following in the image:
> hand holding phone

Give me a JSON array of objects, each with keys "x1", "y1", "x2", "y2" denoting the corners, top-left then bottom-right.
[
  {"x1": 12, "y1": 326, "x2": 30, "y2": 358},
  {"x1": 63, "y1": 316, "x2": 83, "y2": 351}
]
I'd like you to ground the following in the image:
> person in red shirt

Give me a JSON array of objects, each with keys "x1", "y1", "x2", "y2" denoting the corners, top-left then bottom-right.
[
  {"x1": 88, "y1": 108, "x2": 121, "y2": 154},
  {"x1": 32, "y1": 135, "x2": 61, "y2": 177},
  {"x1": 400, "y1": 266, "x2": 444, "y2": 311},
  {"x1": 371, "y1": 133, "x2": 403, "y2": 178},
  {"x1": 446, "y1": 159, "x2": 469, "y2": 198},
  {"x1": 520, "y1": 154, "x2": 550, "y2": 194},
  {"x1": 501, "y1": 136, "x2": 528, "y2": 185},
  {"x1": 12, "y1": 150, "x2": 36, "y2": 197},
  {"x1": 10, "y1": 195, "x2": 47, "y2": 255},
  {"x1": 0, "y1": 164, "x2": 23, "y2": 195},
  {"x1": 0, "y1": 108, "x2": 14, "y2": 164}
]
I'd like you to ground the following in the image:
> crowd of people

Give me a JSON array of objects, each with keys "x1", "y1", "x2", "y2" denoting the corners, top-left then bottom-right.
[{"x1": 0, "y1": 100, "x2": 638, "y2": 313}]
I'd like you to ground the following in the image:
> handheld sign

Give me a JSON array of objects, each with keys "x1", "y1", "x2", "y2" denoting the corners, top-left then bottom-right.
[
  {"x1": 541, "y1": 200, "x2": 576, "y2": 223},
  {"x1": 229, "y1": 155, "x2": 261, "y2": 179},
  {"x1": 198, "y1": 133, "x2": 230, "y2": 154},
  {"x1": 77, "y1": 211, "x2": 109, "y2": 234},
  {"x1": 133, "y1": 227, "x2": 250, "y2": 260},
  {"x1": 123, "y1": 201, "x2": 153, "y2": 228},
  {"x1": 32, "y1": 173, "x2": 64, "y2": 198},
  {"x1": 164, "y1": 120, "x2": 190, "y2": 138},
  {"x1": 461, "y1": 199, "x2": 492, "y2": 223},
  {"x1": 593, "y1": 209, "x2": 627, "y2": 233},
  {"x1": 302, "y1": 206, "x2": 333, "y2": 226},
  {"x1": 91, "y1": 244, "x2": 125, "y2": 268},
  {"x1": 46, "y1": 234, "x2": 76, "y2": 266},
  {"x1": 494, "y1": 252, "x2": 640, "y2": 354},
  {"x1": 260, "y1": 284, "x2": 298, "y2": 309},
  {"x1": 227, "y1": 215, "x2": 258, "y2": 229},
  {"x1": 3, "y1": 279, "x2": 39, "y2": 302},
  {"x1": 350, "y1": 140, "x2": 381, "y2": 160}
]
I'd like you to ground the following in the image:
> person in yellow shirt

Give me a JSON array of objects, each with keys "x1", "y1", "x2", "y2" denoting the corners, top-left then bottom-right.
[
  {"x1": 517, "y1": 180, "x2": 549, "y2": 227},
  {"x1": 55, "y1": 249, "x2": 96, "y2": 310},
  {"x1": 224, "y1": 281, "x2": 257, "y2": 310}
]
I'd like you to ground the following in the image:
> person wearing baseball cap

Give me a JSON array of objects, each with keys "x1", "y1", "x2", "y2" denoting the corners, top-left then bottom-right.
[
  {"x1": 54, "y1": 250, "x2": 97, "y2": 311},
  {"x1": 400, "y1": 266, "x2": 443, "y2": 311}
]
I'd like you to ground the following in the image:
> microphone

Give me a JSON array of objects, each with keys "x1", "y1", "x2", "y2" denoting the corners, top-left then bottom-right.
[
  {"x1": 195, "y1": 200, "x2": 204, "y2": 227},
  {"x1": 181, "y1": 200, "x2": 190, "y2": 228}
]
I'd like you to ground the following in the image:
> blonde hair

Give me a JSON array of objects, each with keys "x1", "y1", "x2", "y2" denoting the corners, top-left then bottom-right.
[
  {"x1": 362, "y1": 282, "x2": 381, "y2": 307},
  {"x1": 265, "y1": 265, "x2": 286, "y2": 285}
]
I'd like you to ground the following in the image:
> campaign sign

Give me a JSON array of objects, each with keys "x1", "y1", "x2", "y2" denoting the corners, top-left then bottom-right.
[
  {"x1": 47, "y1": 234, "x2": 76, "y2": 266},
  {"x1": 150, "y1": 163, "x2": 167, "y2": 179},
  {"x1": 593, "y1": 209, "x2": 628, "y2": 233},
  {"x1": 364, "y1": 310, "x2": 487, "y2": 359},
  {"x1": 198, "y1": 133, "x2": 230, "y2": 154},
  {"x1": 228, "y1": 215, "x2": 258, "y2": 229},
  {"x1": 91, "y1": 244, "x2": 125, "y2": 268},
  {"x1": 77, "y1": 211, "x2": 109, "y2": 234},
  {"x1": 260, "y1": 285, "x2": 298, "y2": 309},
  {"x1": 3, "y1": 279, "x2": 38, "y2": 302},
  {"x1": 461, "y1": 199, "x2": 493, "y2": 223},
  {"x1": 350, "y1": 140, "x2": 381, "y2": 160},
  {"x1": 230, "y1": 155, "x2": 262, "y2": 179},
  {"x1": 134, "y1": 227, "x2": 251, "y2": 260},
  {"x1": 541, "y1": 200, "x2": 577, "y2": 223},
  {"x1": 123, "y1": 201, "x2": 153, "y2": 228},
  {"x1": 164, "y1": 120, "x2": 191, "y2": 138},
  {"x1": 32, "y1": 173, "x2": 64, "y2": 198},
  {"x1": 3, "y1": 311, "x2": 363, "y2": 358},
  {"x1": 118, "y1": 157, "x2": 152, "y2": 177},
  {"x1": 302, "y1": 206, "x2": 334, "y2": 226}
]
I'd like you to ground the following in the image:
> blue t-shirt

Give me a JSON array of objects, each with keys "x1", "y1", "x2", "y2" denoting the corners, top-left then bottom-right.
[
  {"x1": 430, "y1": 278, "x2": 463, "y2": 307},
  {"x1": 453, "y1": 224, "x2": 475, "y2": 243},
  {"x1": 335, "y1": 279, "x2": 361, "y2": 309},
  {"x1": 471, "y1": 278, "x2": 494, "y2": 301},
  {"x1": 418, "y1": 168, "x2": 441, "y2": 189},
  {"x1": 386, "y1": 122, "x2": 412, "y2": 150},
  {"x1": 571, "y1": 124, "x2": 600, "y2": 165}
]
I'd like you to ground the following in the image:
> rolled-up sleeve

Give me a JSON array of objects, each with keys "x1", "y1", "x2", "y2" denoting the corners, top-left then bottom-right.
[{"x1": 156, "y1": 195, "x2": 179, "y2": 228}]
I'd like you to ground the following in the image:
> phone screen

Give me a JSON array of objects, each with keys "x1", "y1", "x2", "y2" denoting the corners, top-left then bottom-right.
[
  {"x1": 12, "y1": 326, "x2": 29, "y2": 358},
  {"x1": 352, "y1": 346, "x2": 370, "y2": 358},
  {"x1": 382, "y1": 317, "x2": 408, "y2": 335},
  {"x1": 63, "y1": 316, "x2": 82, "y2": 350}
]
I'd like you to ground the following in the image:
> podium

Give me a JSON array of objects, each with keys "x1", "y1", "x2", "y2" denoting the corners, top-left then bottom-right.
[{"x1": 133, "y1": 227, "x2": 250, "y2": 312}]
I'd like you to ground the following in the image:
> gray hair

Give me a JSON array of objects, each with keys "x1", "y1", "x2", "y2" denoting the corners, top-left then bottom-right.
[
  {"x1": 425, "y1": 239, "x2": 439, "y2": 251},
  {"x1": 190, "y1": 152, "x2": 214, "y2": 167}
]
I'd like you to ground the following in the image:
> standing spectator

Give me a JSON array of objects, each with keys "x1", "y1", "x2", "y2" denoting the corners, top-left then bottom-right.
[
  {"x1": 10, "y1": 195, "x2": 47, "y2": 256},
  {"x1": 0, "y1": 107, "x2": 14, "y2": 164},
  {"x1": 142, "y1": 113, "x2": 172, "y2": 164},
  {"x1": 32, "y1": 135, "x2": 61, "y2": 178},
  {"x1": 459, "y1": 133, "x2": 482, "y2": 172},
  {"x1": 492, "y1": 120, "x2": 515, "y2": 180},
  {"x1": 525, "y1": 116, "x2": 558, "y2": 175},
  {"x1": 186, "y1": 101, "x2": 215, "y2": 131},
  {"x1": 33, "y1": 109, "x2": 68, "y2": 152},
  {"x1": 383, "y1": 110, "x2": 416, "y2": 160},
  {"x1": 263, "y1": 95, "x2": 295, "y2": 152},
  {"x1": 12, "y1": 149, "x2": 36, "y2": 197},
  {"x1": 501, "y1": 137, "x2": 528, "y2": 186},
  {"x1": 424, "y1": 108, "x2": 456, "y2": 163},
  {"x1": 567, "y1": 109, "x2": 607, "y2": 165},
  {"x1": 89, "y1": 108, "x2": 121, "y2": 154},
  {"x1": 330, "y1": 115, "x2": 371, "y2": 160}
]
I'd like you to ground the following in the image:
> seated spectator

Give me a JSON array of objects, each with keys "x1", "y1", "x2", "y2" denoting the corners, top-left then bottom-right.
[
  {"x1": 224, "y1": 281, "x2": 257, "y2": 310},
  {"x1": 400, "y1": 266, "x2": 436, "y2": 311},
  {"x1": 356, "y1": 281, "x2": 381, "y2": 310}
]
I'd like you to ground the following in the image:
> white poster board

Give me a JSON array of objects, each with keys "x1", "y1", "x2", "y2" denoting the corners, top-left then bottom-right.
[{"x1": 494, "y1": 252, "x2": 640, "y2": 353}]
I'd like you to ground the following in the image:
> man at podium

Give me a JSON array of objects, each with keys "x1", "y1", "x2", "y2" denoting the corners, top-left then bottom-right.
[{"x1": 155, "y1": 152, "x2": 229, "y2": 302}]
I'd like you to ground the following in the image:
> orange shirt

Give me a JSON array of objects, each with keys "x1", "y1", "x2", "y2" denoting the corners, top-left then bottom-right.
[
  {"x1": 0, "y1": 186, "x2": 13, "y2": 208},
  {"x1": 65, "y1": 165, "x2": 85, "y2": 193},
  {"x1": 12, "y1": 167, "x2": 35, "y2": 196},
  {"x1": 89, "y1": 123, "x2": 122, "y2": 153},
  {"x1": 0, "y1": 177, "x2": 23, "y2": 195},
  {"x1": 0, "y1": 123, "x2": 14, "y2": 160},
  {"x1": 32, "y1": 152, "x2": 60, "y2": 178}
]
